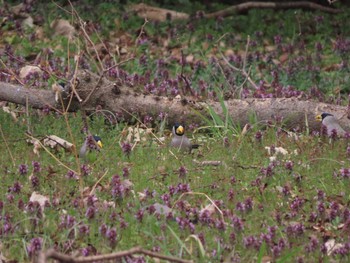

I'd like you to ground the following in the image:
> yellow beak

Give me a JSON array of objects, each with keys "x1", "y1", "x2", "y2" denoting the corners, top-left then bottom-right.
[
  {"x1": 97, "y1": 140, "x2": 103, "y2": 148},
  {"x1": 176, "y1": 125, "x2": 184, "y2": 135},
  {"x1": 315, "y1": 115, "x2": 322, "y2": 122}
]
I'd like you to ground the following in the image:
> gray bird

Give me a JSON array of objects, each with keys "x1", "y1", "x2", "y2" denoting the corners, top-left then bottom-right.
[
  {"x1": 316, "y1": 113, "x2": 346, "y2": 137},
  {"x1": 170, "y1": 124, "x2": 199, "y2": 152},
  {"x1": 79, "y1": 135, "x2": 103, "y2": 161}
]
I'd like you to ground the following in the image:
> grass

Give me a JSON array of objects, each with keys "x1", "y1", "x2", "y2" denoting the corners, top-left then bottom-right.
[
  {"x1": 1, "y1": 107, "x2": 350, "y2": 262},
  {"x1": 1, "y1": 0, "x2": 350, "y2": 262}
]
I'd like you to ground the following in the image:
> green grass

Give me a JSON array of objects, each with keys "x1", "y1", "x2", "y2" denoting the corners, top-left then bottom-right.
[
  {"x1": 2, "y1": 1, "x2": 350, "y2": 261},
  {"x1": 1, "y1": 107, "x2": 350, "y2": 262}
]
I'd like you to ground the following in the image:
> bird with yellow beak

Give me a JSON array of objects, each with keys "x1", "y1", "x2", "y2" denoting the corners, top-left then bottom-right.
[
  {"x1": 79, "y1": 135, "x2": 103, "y2": 162},
  {"x1": 170, "y1": 124, "x2": 199, "y2": 152},
  {"x1": 315, "y1": 113, "x2": 346, "y2": 137}
]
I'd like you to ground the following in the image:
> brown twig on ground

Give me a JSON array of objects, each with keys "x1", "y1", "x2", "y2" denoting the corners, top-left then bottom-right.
[
  {"x1": 193, "y1": 159, "x2": 222, "y2": 166},
  {"x1": 204, "y1": 1, "x2": 341, "y2": 19},
  {"x1": 38, "y1": 246, "x2": 193, "y2": 263}
]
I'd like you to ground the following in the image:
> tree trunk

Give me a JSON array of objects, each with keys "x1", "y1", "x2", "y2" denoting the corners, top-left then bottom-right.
[{"x1": 1, "y1": 69, "x2": 349, "y2": 133}]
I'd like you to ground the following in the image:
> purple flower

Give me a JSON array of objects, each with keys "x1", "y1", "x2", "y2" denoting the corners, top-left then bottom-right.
[
  {"x1": 31, "y1": 175, "x2": 40, "y2": 187},
  {"x1": 286, "y1": 222, "x2": 305, "y2": 236},
  {"x1": 244, "y1": 197, "x2": 253, "y2": 210},
  {"x1": 66, "y1": 170, "x2": 78, "y2": 179},
  {"x1": 158, "y1": 112, "x2": 168, "y2": 121},
  {"x1": 317, "y1": 189, "x2": 326, "y2": 200},
  {"x1": 32, "y1": 161, "x2": 41, "y2": 173},
  {"x1": 230, "y1": 176, "x2": 237, "y2": 184},
  {"x1": 81, "y1": 247, "x2": 90, "y2": 257},
  {"x1": 120, "y1": 219, "x2": 129, "y2": 229},
  {"x1": 308, "y1": 212, "x2": 318, "y2": 222},
  {"x1": 106, "y1": 227, "x2": 117, "y2": 246},
  {"x1": 135, "y1": 209, "x2": 144, "y2": 222},
  {"x1": 121, "y1": 142, "x2": 132, "y2": 156},
  {"x1": 231, "y1": 215, "x2": 244, "y2": 231},
  {"x1": 285, "y1": 161, "x2": 294, "y2": 171},
  {"x1": 80, "y1": 164, "x2": 91, "y2": 176},
  {"x1": 143, "y1": 115, "x2": 153, "y2": 126},
  {"x1": 79, "y1": 224, "x2": 90, "y2": 235},
  {"x1": 274, "y1": 35, "x2": 282, "y2": 45},
  {"x1": 10, "y1": 181, "x2": 22, "y2": 194},
  {"x1": 340, "y1": 168, "x2": 350, "y2": 178},
  {"x1": 290, "y1": 197, "x2": 304, "y2": 212},
  {"x1": 122, "y1": 167, "x2": 130, "y2": 178},
  {"x1": 99, "y1": 224, "x2": 108, "y2": 236},
  {"x1": 178, "y1": 166, "x2": 187, "y2": 178},
  {"x1": 86, "y1": 195, "x2": 98, "y2": 207},
  {"x1": 228, "y1": 189, "x2": 235, "y2": 201},
  {"x1": 243, "y1": 235, "x2": 261, "y2": 250},
  {"x1": 27, "y1": 237, "x2": 42, "y2": 257},
  {"x1": 19, "y1": 164, "x2": 28, "y2": 175},
  {"x1": 255, "y1": 131, "x2": 263, "y2": 142},
  {"x1": 317, "y1": 201, "x2": 325, "y2": 215},
  {"x1": 215, "y1": 219, "x2": 226, "y2": 231},
  {"x1": 85, "y1": 206, "x2": 96, "y2": 219}
]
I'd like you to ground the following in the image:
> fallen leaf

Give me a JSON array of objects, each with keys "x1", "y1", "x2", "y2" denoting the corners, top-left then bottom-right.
[
  {"x1": 19, "y1": 65, "x2": 42, "y2": 79},
  {"x1": 50, "y1": 19, "x2": 75, "y2": 39},
  {"x1": 29, "y1": 191, "x2": 50, "y2": 210},
  {"x1": 2, "y1": 106, "x2": 17, "y2": 122}
]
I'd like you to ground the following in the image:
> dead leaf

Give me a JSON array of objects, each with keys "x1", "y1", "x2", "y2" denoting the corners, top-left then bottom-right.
[
  {"x1": 186, "y1": 54, "x2": 194, "y2": 64},
  {"x1": 152, "y1": 203, "x2": 173, "y2": 215},
  {"x1": 51, "y1": 82, "x2": 64, "y2": 102},
  {"x1": 19, "y1": 65, "x2": 43, "y2": 79},
  {"x1": 50, "y1": 19, "x2": 75, "y2": 39},
  {"x1": 325, "y1": 239, "x2": 344, "y2": 256},
  {"x1": 33, "y1": 139, "x2": 41, "y2": 156},
  {"x1": 200, "y1": 204, "x2": 216, "y2": 217},
  {"x1": 2, "y1": 106, "x2": 18, "y2": 122},
  {"x1": 29, "y1": 191, "x2": 50, "y2": 210},
  {"x1": 262, "y1": 256, "x2": 273, "y2": 263},
  {"x1": 22, "y1": 16, "x2": 34, "y2": 29},
  {"x1": 43, "y1": 135, "x2": 74, "y2": 151},
  {"x1": 279, "y1": 53, "x2": 289, "y2": 64}
]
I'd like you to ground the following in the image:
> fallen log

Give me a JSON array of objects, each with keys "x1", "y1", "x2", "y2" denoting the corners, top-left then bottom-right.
[{"x1": 1, "y1": 69, "x2": 349, "y2": 133}]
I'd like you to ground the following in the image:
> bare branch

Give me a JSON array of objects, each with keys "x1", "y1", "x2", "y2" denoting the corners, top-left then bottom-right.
[
  {"x1": 38, "y1": 247, "x2": 193, "y2": 263},
  {"x1": 205, "y1": 1, "x2": 341, "y2": 19}
]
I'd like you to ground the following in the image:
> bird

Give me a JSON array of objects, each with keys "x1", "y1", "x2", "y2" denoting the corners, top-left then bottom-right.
[
  {"x1": 79, "y1": 135, "x2": 103, "y2": 161},
  {"x1": 170, "y1": 124, "x2": 199, "y2": 152},
  {"x1": 315, "y1": 113, "x2": 346, "y2": 137}
]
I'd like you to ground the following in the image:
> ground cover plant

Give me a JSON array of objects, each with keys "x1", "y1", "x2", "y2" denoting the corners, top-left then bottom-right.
[{"x1": 1, "y1": 0, "x2": 350, "y2": 262}]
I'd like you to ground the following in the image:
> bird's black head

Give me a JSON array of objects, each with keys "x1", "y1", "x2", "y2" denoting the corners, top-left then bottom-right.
[
  {"x1": 174, "y1": 124, "x2": 185, "y2": 136},
  {"x1": 93, "y1": 135, "x2": 103, "y2": 148},
  {"x1": 316, "y1": 112, "x2": 334, "y2": 122},
  {"x1": 321, "y1": 113, "x2": 334, "y2": 120},
  {"x1": 93, "y1": 135, "x2": 101, "y2": 142}
]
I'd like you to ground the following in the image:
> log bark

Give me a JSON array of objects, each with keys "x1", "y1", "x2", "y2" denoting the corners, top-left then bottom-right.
[
  {"x1": 204, "y1": 1, "x2": 341, "y2": 19},
  {"x1": 129, "y1": 2, "x2": 341, "y2": 22},
  {"x1": 1, "y1": 70, "x2": 349, "y2": 133},
  {"x1": 0, "y1": 81, "x2": 80, "y2": 112}
]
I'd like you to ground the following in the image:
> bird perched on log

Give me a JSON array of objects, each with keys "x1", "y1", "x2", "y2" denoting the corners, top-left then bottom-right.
[
  {"x1": 170, "y1": 124, "x2": 199, "y2": 152},
  {"x1": 316, "y1": 113, "x2": 346, "y2": 137},
  {"x1": 79, "y1": 135, "x2": 103, "y2": 162}
]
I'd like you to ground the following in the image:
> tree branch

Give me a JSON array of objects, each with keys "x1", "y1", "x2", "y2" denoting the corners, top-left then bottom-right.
[
  {"x1": 38, "y1": 247, "x2": 193, "y2": 263},
  {"x1": 1, "y1": 70, "x2": 350, "y2": 133},
  {"x1": 205, "y1": 1, "x2": 341, "y2": 19}
]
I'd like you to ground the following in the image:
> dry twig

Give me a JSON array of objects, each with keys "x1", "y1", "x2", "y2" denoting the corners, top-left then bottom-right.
[{"x1": 38, "y1": 246, "x2": 193, "y2": 263}]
